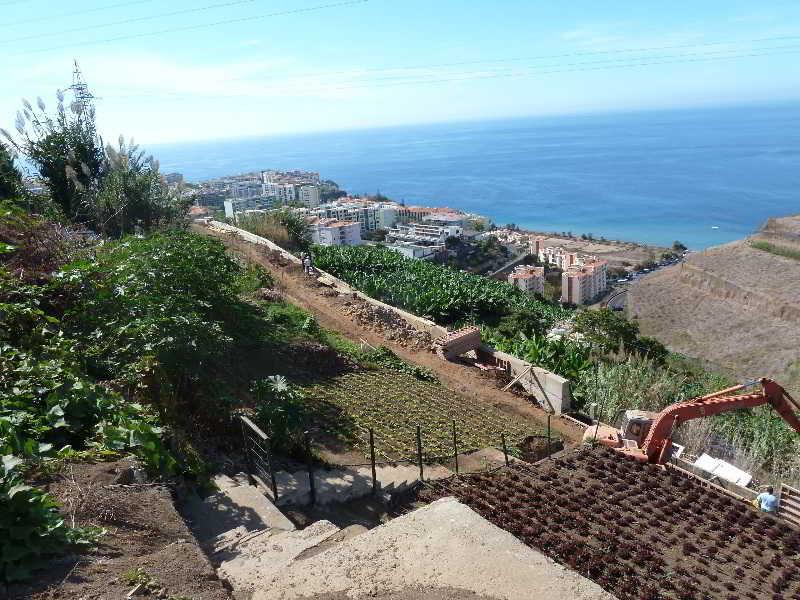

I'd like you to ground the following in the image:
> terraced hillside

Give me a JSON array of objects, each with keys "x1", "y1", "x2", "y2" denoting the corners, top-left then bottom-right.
[{"x1": 627, "y1": 215, "x2": 800, "y2": 397}]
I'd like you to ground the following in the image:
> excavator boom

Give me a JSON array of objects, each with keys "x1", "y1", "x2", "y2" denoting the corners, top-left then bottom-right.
[{"x1": 640, "y1": 378, "x2": 800, "y2": 464}]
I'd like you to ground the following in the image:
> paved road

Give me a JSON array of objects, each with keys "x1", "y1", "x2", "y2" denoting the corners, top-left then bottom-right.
[{"x1": 605, "y1": 288, "x2": 627, "y2": 310}]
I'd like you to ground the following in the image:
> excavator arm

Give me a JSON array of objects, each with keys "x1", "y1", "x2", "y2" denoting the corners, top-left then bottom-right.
[{"x1": 639, "y1": 378, "x2": 800, "y2": 464}]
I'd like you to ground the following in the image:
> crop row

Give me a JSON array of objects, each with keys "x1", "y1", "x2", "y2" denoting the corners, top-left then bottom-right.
[
  {"x1": 420, "y1": 447, "x2": 800, "y2": 600},
  {"x1": 312, "y1": 244, "x2": 569, "y2": 328},
  {"x1": 305, "y1": 367, "x2": 545, "y2": 461}
]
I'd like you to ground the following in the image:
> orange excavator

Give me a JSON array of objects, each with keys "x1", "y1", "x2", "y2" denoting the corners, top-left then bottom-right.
[{"x1": 585, "y1": 378, "x2": 800, "y2": 464}]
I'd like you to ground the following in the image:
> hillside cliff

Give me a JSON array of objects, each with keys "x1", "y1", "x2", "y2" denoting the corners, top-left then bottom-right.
[{"x1": 627, "y1": 215, "x2": 800, "y2": 396}]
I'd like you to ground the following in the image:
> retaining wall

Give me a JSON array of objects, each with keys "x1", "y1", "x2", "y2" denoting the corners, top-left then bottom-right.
[
  {"x1": 207, "y1": 221, "x2": 570, "y2": 412},
  {"x1": 477, "y1": 346, "x2": 571, "y2": 414}
]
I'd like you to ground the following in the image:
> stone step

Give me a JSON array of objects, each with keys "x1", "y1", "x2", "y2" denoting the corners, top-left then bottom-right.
[
  {"x1": 216, "y1": 519, "x2": 342, "y2": 595},
  {"x1": 183, "y1": 474, "x2": 295, "y2": 548}
]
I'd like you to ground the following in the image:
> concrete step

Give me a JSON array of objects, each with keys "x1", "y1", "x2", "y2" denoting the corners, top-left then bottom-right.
[
  {"x1": 216, "y1": 519, "x2": 342, "y2": 595},
  {"x1": 183, "y1": 474, "x2": 295, "y2": 548}
]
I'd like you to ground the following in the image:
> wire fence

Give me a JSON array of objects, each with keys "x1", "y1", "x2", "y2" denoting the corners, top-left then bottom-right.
[{"x1": 239, "y1": 414, "x2": 558, "y2": 505}]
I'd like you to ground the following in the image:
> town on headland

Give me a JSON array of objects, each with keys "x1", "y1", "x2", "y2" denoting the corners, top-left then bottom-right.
[{"x1": 185, "y1": 168, "x2": 686, "y2": 307}]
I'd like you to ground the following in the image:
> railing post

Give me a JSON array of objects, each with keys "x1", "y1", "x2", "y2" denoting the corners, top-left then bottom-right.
[
  {"x1": 369, "y1": 428, "x2": 378, "y2": 496},
  {"x1": 452, "y1": 420, "x2": 459, "y2": 475},
  {"x1": 501, "y1": 432, "x2": 510, "y2": 467},
  {"x1": 416, "y1": 425, "x2": 424, "y2": 481},
  {"x1": 305, "y1": 432, "x2": 316, "y2": 506},
  {"x1": 547, "y1": 414, "x2": 552, "y2": 459}
]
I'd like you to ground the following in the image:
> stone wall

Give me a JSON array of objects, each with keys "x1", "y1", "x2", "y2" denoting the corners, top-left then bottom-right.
[{"x1": 207, "y1": 221, "x2": 570, "y2": 412}]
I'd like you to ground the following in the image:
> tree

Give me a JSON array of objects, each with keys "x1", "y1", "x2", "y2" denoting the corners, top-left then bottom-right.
[
  {"x1": 8, "y1": 92, "x2": 105, "y2": 225},
  {"x1": 95, "y1": 136, "x2": 186, "y2": 236},
  {"x1": 0, "y1": 141, "x2": 23, "y2": 201},
  {"x1": 574, "y1": 308, "x2": 640, "y2": 354}
]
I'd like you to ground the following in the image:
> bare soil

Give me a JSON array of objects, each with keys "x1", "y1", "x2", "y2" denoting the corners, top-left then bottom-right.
[
  {"x1": 628, "y1": 231, "x2": 800, "y2": 397},
  {"x1": 525, "y1": 231, "x2": 668, "y2": 268},
  {"x1": 200, "y1": 226, "x2": 586, "y2": 445},
  {"x1": 6, "y1": 460, "x2": 230, "y2": 600},
  {"x1": 419, "y1": 446, "x2": 800, "y2": 600}
]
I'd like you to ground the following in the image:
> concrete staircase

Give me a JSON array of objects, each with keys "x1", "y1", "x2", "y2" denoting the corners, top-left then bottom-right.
[
  {"x1": 268, "y1": 463, "x2": 453, "y2": 506},
  {"x1": 183, "y1": 464, "x2": 452, "y2": 597}
]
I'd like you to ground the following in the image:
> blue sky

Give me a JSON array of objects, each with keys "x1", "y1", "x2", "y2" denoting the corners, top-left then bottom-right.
[{"x1": 3, "y1": 0, "x2": 800, "y2": 144}]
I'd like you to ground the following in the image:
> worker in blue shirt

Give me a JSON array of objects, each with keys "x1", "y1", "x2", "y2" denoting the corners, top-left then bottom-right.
[{"x1": 755, "y1": 486, "x2": 779, "y2": 513}]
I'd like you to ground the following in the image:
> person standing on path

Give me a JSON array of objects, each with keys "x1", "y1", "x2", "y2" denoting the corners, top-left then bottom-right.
[{"x1": 754, "y1": 486, "x2": 779, "y2": 513}]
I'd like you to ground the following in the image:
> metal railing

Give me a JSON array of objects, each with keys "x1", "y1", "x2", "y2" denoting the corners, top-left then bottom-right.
[{"x1": 239, "y1": 413, "x2": 556, "y2": 506}]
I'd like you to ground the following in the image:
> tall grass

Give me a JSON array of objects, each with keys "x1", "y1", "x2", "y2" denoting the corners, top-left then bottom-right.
[
  {"x1": 235, "y1": 212, "x2": 293, "y2": 249},
  {"x1": 750, "y1": 240, "x2": 800, "y2": 261},
  {"x1": 575, "y1": 355, "x2": 800, "y2": 485}
]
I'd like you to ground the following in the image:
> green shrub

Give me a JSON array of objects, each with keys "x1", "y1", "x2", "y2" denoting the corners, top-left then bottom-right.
[
  {"x1": 252, "y1": 376, "x2": 308, "y2": 453},
  {"x1": 1, "y1": 456, "x2": 101, "y2": 584}
]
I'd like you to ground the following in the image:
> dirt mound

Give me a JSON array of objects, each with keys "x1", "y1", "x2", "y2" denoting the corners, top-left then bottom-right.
[
  {"x1": 338, "y1": 296, "x2": 433, "y2": 350},
  {"x1": 7, "y1": 460, "x2": 229, "y2": 600},
  {"x1": 627, "y1": 230, "x2": 800, "y2": 396}
]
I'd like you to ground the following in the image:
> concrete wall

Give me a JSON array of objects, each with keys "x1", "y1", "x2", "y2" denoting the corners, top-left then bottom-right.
[
  {"x1": 209, "y1": 220, "x2": 302, "y2": 264},
  {"x1": 477, "y1": 346, "x2": 571, "y2": 414},
  {"x1": 208, "y1": 221, "x2": 570, "y2": 412}
]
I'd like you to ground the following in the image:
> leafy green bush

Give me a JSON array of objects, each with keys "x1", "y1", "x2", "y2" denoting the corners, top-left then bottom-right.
[
  {"x1": 252, "y1": 375, "x2": 308, "y2": 452},
  {"x1": 1, "y1": 456, "x2": 101, "y2": 583},
  {"x1": 483, "y1": 330, "x2": 592, "y2": 382},
  {"x1": 56, "y1": 231, "x2": 243, "y2": 405}
]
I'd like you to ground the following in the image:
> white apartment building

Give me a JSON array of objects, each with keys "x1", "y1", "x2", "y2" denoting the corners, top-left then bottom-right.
[
  {"x1": 508, "y1": 265, "x2": 545, "y2": 295},
  {"x1": 539, "y1": 246, "x2": 580, "y2": 270},
  {"x1": 308, "y1": 217, "x2": 362, "y2": 246},
  {"x1": 561, "y1": 259, "x2": 608, "y2": 305},
  {"x1": 224, "y1": 197, "x2": 267, "y2": 219},
  {"x1": 385, "y1": 241, "x2": 444, "y2": 260},
  {"x1": 230, "y1": 181, "x2": 262, "y2": 199},
  {"x1": 386, "y1": 223, "x2": 462, "y2": 246},
  {"x1": 263, "y1": 182, "x2": 297, "y2": 204},
  {"x1": 422, "y1": 212, "x2": 466, "y2": 228},
  {"x1": 299, "y1": 185, "x2": 320, "y2": 208},
  {"x1": 311, "y1": 201, "x2": 400, "y2": 233}
]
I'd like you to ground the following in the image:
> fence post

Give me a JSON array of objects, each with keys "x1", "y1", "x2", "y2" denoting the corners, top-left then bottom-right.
[
  {"x1": 501, "y1": 432, "x2": 509, "y2": 467},
  {"x1": 547, "y1": 414, "x2": 552, "y2": 459},
  {"x1": 452, "y1": 420, "x2": 459, "y2": 475},
  {"x1": 266, "y1": 439, "x2": 278, "y2": 501},
  {"x1": 416, "y1": 425, "x2": 424, "y2": 481},
  {"x1": 369, "y1": 428, "x2": 378, "y2": 496},
  {"x1": 305, "y1": 432, "x2": 316, "y2": 506}
]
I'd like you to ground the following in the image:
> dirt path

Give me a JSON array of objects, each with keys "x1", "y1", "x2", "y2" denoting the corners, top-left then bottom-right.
[{"x1": 201, "y1": 226, "x2": 585, "y2": 443}]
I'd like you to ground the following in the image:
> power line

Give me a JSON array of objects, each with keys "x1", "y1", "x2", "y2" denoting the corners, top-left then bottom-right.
[
  {"x1": 331, "y1": 45, "x2": 800, "y2": 91},
  {"x1": 95, "y1": 44, "x2": 800, "y2": 100},
  {"x1": 2, "y1": 0, "x2": 260, "y2": 44},
  {"x1": 9, "y1": 0, "x2": 370, "y2": 56},
  {"x1": 220, "y1": 35, "x2": 800, "y2": 81},
  {"x1": 3, "y1": 0, "x2": 157, "y2": 28}
]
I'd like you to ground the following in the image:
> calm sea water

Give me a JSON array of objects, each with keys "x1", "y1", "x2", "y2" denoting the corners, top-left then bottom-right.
[{"x1": 153, "y1": 103, "x2": 800, "y2": 249}]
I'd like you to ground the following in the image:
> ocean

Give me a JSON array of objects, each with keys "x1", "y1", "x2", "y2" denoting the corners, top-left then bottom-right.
[{"x1": 153, "y1": 103, "x2": 800, "y2": 249}]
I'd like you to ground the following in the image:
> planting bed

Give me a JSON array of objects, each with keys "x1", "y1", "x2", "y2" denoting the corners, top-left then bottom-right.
[
  {"x1": 305, "y1": 368, "x2": 547, "y2": 462},
  {"x1": 419, "y1": 446, "x2": 800, "y2": 600}
]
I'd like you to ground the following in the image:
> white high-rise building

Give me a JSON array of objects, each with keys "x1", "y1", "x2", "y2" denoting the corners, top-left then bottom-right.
[
  {"x1": 561, "y1": 259, "x2": 608, "y2": 305},
  {"x1": 308, "y1": 217, "x2": 362, "y2": 246},
  {"x1": 508, "y1": 265, "x2": 545, "y2": 295},
  {"x1": 299, "y1": 185, "x2": 320, "y2": 208}
]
